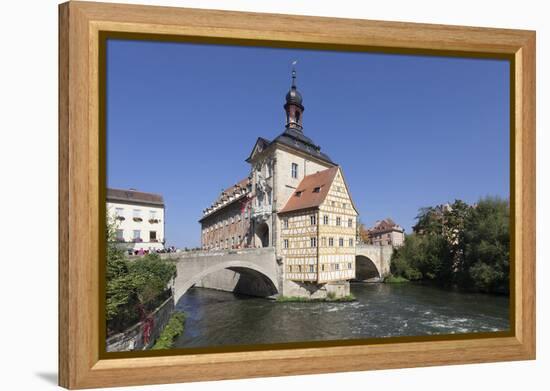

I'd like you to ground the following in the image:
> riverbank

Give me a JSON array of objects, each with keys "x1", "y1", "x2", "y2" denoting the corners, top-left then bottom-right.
[
  {"x1": 384, "y1": 275, "x2": 409, "y2": 284},
  {"x1": 152, "y1": 312, "x2": 186, "y2": 350}
]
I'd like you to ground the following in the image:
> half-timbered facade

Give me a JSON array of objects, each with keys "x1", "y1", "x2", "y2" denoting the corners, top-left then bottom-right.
[{"x1": 280, "y1": 167, "x2": 358, "y2": 283}]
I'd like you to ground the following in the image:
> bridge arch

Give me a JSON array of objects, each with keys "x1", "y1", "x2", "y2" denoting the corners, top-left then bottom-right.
[
  {"x1": 174, "y1": 259, "x2": 278, "y2": 303},
  {"x1": 355, "y1": 255, "x2": 381, "y2": 281}
]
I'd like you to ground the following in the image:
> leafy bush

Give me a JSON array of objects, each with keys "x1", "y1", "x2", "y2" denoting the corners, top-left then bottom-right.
[
  {"x1": 384, "y1": 275, "x2": 409, "y2": 283},
  {"x1": 106, "y1": 216, "x2": 177, "y2": 333},
  {"x1": 152, "y1": 312, "x2": 186, "y2": 350}
]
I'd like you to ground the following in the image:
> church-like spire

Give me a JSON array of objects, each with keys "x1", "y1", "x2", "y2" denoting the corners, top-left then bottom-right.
[{"x1": 284, "y1": 61, "x2": 304, "y2": 131}]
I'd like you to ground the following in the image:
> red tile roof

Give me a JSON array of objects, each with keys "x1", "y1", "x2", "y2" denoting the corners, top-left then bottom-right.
[
  {"x1": 369, "y1": 218, "x2": 403, "y2": 233},
  {"x1": 279, "y1": 167, "x2": 339, "y2": 214},
  {"x1": 107, "y1": 188, "x2": 164, "y2": 206},
  {"x1": 216, "y1": 178, "x2": 249, "y2": 203}
]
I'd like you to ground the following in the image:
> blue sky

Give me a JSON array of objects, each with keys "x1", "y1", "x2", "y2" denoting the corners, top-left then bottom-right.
[{"x1": 106, "y1": 39, "x2": 510, "y2": 248}]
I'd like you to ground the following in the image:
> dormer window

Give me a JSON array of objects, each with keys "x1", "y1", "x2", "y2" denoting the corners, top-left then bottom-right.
[
  {"x1": 295, "y1": 191, "x2": 302, "y2": 197},
  {"x1": 313, "y1": 186, "x2": 321, "y2": 193}
]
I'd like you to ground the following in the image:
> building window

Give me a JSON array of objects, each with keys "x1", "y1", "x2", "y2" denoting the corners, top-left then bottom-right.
[
  {"x1": 149, "y1": 231, "x2": 157, "y2": 242},
  {"x1": 309, "y1": 265, "x2": 314, "y2": 273},
  {"x1": 321, "y1": 237, "x2": 327, "y2": 247},
  {"x1": 310, "y1": 237, "x2": 317, "y2": 247},
  {"x1": 321, "y1": 264, "x2": 325, "y2": 272},
  {"x1": 339, "y1": 237, "x2": 344, "y2": 246},
  {"x1": 348, "y1": 218, "x2": 353, "y2": 227},
  {"x1": 283, "y1": 218, "x2": 289, "y2": 229},
  {"x1": 336, "y1": 217, "x2": 341, "y2": 226},
  {"x1": 328, "y1": 237, "x2": 334, "y2": 247},
  {"x1": 310, "y1": 215, "x2": 316, "y2": 225},
  {"x1": 231, "y1": 237, "x2": 235, "y2": 246},
  {"x1": 349, "y1": 238, "x2": 354, "y2": 246},
  {"x1": 149, "y1": 210, "x2": 157, "y2": 219},
  {"x1": 284, "y1": 239, "x2": 289, "y2": 249},
  {"x1": 313, "y1": 186, "x2": 321, "y2": 193},
  {"x1": 291, "y1": 163, "x2": 298, "y2": 179},
  {"x1": 323, "y1": 215, "x2": 329, "y2": 224},
  {"x1": 348, "y1": 263, "x2": 352, "y2": 269},
  {"x1": 133, "y1": 209, "x2": 142, "y2": 222},
  {"x1": 298, "y1": 265, "x2": 302, "y2": 272},
  {"x1": 335, "y1": 264, "x2": 340, "y2": 271},
  {"x1": 115, "y1": 208, "x2": 124, "y2": 218},
  {"x1": 133, "y1": 230, "x2": 141, "y2": 240},
  {"x1": 295, "y1": 191, "x2": 302, "y2": 197},
  {"x1": 238, "y1": 235, "x2": 242, "y2": 245},
  {"x1": 115, "y1": 229, "x2": 124, "y2": 240},
  {"x1": 288, "y1": 265, "x2": 292, "y2": 273}
]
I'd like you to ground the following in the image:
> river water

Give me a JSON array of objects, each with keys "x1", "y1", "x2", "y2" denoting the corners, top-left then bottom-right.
[{"x1": 173, "y1": 283, "x2": 509, "y2": 349}]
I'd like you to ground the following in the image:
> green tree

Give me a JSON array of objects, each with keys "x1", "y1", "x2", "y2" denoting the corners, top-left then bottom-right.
[
  {"x1": 105, "y1": 215, "x2": 177, "y2": 333},
  {"x1": 413, "y1": 206, "x2": 444, "y2": 235},
  {"x1": 460, "y1": 197, "x2": 509, "y2": 293},
  {"x1": 390, "y1": 234, "x2": 422, "y2": 280},
  {"x1": 391, "y1": 197, "x2": 509, "y2": 294},
  {"x1": 128, "y1": 253, "x2": 176, "y2": 310}
]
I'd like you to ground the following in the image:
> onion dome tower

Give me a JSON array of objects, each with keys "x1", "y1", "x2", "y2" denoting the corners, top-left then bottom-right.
[{"x1": 284, "y1": 62, "x2": 304, "y2": 131}]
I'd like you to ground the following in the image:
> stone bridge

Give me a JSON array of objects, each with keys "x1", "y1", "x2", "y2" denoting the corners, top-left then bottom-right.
[
  {"x1": 354, "y1": 244, "x2": 393, "y2": 281},
  {"x1": 159, "y1": 247, "x2": 279, "y2": 303},
  {"x1": 160, "y1": 244, "x2": 393, "y2": 301}
]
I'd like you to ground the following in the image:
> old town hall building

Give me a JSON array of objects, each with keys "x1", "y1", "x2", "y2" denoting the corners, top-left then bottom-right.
[{"x1": 199, "y1": 68, "x2": 358, "y2": 297}]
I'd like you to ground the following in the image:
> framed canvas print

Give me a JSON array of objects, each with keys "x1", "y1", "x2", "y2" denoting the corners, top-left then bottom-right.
[{"x1": 58, "y1": 1, "x2": 536, "y2": 389}]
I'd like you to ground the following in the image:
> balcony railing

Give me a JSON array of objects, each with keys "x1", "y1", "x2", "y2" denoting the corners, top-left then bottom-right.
[{"x1": 251, "y1": 205, "x2": 272, "y2": 217}]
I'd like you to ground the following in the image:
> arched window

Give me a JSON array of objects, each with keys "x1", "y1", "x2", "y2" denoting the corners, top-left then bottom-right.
[{"x1": 295, "y1": 111, "x2": 301, "y2": 123}]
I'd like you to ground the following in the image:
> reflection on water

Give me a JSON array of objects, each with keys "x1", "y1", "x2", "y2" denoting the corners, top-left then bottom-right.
[{"x1": 174, "y1": 283, "x2": 509, "y2": 349}]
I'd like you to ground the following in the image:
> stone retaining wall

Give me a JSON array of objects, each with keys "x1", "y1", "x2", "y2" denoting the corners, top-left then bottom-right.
[{"x1": 106, "y1": 295, "x2": 174, "y2": 352}]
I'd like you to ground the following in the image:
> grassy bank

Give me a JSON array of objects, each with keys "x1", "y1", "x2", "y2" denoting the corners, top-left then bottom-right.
[
  {"x1": 384, "y1": 275, "x2": 410, "y2": 284},
  {"x1": 276, "y1": 293, "x2": 356, "y2": 303},
  {"x1": 151, "y1": 312, "x2": 186, "y2": 350}
]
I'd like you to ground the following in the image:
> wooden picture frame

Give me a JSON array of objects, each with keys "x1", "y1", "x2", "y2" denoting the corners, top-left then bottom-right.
[{"x1": 58, "y1": 1, "x2": 536, "y2": 389}]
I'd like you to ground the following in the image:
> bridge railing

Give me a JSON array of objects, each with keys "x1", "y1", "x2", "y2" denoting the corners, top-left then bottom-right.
[{"x1": 157, "y1": 246, "x2": 276, "y2": 260}]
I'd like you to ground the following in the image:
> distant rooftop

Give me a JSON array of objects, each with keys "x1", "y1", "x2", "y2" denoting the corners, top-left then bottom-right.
[
  {"x1": 107, "y1": 188, "x2": 164, "y2": 207},
  {"x1": 369, "y1": 218, "x2": 403, "y2": 233}
]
